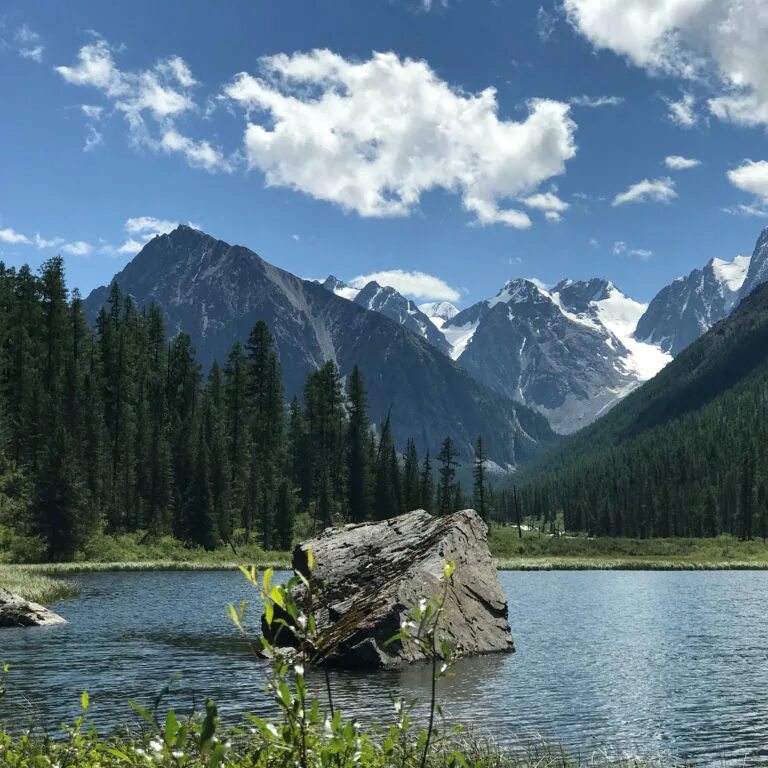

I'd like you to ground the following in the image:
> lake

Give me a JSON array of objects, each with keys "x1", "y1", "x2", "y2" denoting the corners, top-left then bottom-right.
[{"x1": 2, "y1": 570, "x2": 768, "y2": 766}]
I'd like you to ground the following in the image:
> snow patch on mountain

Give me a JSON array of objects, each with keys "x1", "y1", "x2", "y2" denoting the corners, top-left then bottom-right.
[
  {"x1": 443, "y1": 320, "x2": 481, "y2": 360},
  {"x1": 592, "y1": 285, "x2": 672, "y2": 380},
  {"x1": 712, "y1": 254, "x2": 750, "y2": 294}
]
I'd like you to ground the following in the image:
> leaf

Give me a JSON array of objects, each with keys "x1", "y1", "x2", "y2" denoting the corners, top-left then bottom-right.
[
  {"x1": 80, "y1": 690, "x2": 89, "y2": 711},
  {"x1": 165, "y1": 709, "x2": 179, "y2": 744},
  {"x1": 227, "y1": 603, "x2": 242, "y2": 631},
  {"x1": 265, "y1": 602, "x2": 274, "y2": 626},
  {"x1": 263, "y1": 567, "x2": 273, "y2": 593},
  {"x1": 200, "y1": 699, "x2": 219, "y2": 750},
  {"x1": 306, "y1": 547, "x2": 314, "y2": 570}
]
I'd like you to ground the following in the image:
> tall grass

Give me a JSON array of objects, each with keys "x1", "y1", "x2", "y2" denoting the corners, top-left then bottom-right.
[{"x1": 0, "y1": 566, "x2": 79, "y2": 604}]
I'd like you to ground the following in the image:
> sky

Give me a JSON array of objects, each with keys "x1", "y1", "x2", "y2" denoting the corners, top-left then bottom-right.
[{"x1": 1, "y1": 0, "x2": 768, "y2": 307}]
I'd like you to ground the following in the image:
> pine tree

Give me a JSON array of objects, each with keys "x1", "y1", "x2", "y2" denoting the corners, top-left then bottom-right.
[
  {"x1": 346, "y1": 365, "x2": 372, "y2": 522},
  {"x1": 275, "y1": 479, "x2": 295, "y2": 551},
  {"x1": 374, "y1": 413, "x2": 399, "y2": 521},
  {"x1": 420, "y1": 452, "x2": 434, "y2": 513},
  {"x1": 473, "y1": 435, "x2": 487, "y2": 520},
  {"x1": 402, "y1": 438, "x2": 420, "y2": 513},
  {"x1": 437, "y1": 436, "x2": 459, "y2": 516}
]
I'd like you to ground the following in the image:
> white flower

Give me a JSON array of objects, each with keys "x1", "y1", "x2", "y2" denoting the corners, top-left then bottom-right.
[
  {"x1": 440, "y1": 662, "x2": 448, "y2": 674},
  {"x1": 294, "y1": 663, "x2": 305, "y2": 676},
  {"x1": 393, "y1": 700, "x2": 402, "y2": 714},
  {"x1": 297, "y1": 613, "x2": 307, "y2": 629},
  {"x1": 324, "y1": 717, "x2": 333, "y2": 737},
  {"x1": 418, "y1": 598, "x2": 428, "y2": 613},
  {"x1": 149, "y1": 738, "x2": 163, "y2": 753}
]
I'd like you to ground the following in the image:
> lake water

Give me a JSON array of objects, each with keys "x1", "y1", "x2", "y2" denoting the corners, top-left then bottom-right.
[{"x1": 2, "y1": 570, "x2": 768, "y2": 765}]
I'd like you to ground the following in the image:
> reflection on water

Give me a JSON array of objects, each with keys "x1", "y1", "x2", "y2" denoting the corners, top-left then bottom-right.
[{"x1": 2, "y1": 570, "x2": 768, "y2": 765}]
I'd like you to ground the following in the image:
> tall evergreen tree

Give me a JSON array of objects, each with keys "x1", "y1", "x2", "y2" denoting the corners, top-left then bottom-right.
[{"x1": 437, "y1": 436, "x2": 459, "y2": 517}]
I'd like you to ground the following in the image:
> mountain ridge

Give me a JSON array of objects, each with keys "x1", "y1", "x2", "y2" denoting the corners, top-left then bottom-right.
[{"x1": 84, "y1": 226, "x2": 554, "y2": 466}]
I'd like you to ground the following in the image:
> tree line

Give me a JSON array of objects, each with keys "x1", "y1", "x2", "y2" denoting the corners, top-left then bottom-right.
[{"x1": 0, "y1": 258, "x2": 492, "y2": 561}]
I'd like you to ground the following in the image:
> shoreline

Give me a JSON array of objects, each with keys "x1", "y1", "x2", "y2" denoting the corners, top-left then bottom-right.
[{"x1": 5, "y1": 556, "x2": 768, "y2": 606}]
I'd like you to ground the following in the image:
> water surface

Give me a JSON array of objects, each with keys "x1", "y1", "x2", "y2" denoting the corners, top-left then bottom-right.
[{"x1": 2, "y1": 570, "x2": 768, "y2": 766}]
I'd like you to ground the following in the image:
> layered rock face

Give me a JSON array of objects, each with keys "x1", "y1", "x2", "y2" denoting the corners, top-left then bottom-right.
[
  {"x1": 265, "y1": 509, "x2": 514, "y2": 669},
  {"x1": 0, "y1": 588, "x2": 66, "y2": 628}
]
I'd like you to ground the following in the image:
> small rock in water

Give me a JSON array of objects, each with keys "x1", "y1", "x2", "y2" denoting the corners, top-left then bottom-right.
[
  {"x1": 262, "y1": 509, "x2": 514, "y2": 668},
  {"x1": 0, "y1": 588, "x2": 66, "y2": 628}
]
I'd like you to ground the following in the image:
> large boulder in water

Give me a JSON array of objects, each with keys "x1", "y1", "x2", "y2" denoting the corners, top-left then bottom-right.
[
  {"x1": 264, "y1": 509, "x2": 513, "y2": 668},
  {"x1": 0, "y1": 588, "x2": 66, "y2": 628}
]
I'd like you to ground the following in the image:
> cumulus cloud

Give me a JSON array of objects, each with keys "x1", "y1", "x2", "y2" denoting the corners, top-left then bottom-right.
[
  {"x1": 727, "y1": 160, "x2": 768, "y2": 201},
  {"x1": 612, "y1": 177, "x2": 677, "y2": 206},
  {"x1": 725, "y1": 160, "x2": 768, "y2": 216},
  {"x1": 0, "y1": 227, "x2": 31, "y2": 245},
  {"x1": 350, "y1": 269, "x2": 460, "y2": 302},
  {"x1": 56, "y1": 39, "x2": 230, "y2": 171},
  {"x1": 564, "y1": 0, "x2": 768, "y2": 128},
  {"x1": 665, "y1": 154, "x2": 700, "y2": 170},
  {"x1": 569, "y1": 94, "x2": 624, "y2": 108},
  {"x1": 224, "y1": 49, "x2": 577, "y2": 228}
]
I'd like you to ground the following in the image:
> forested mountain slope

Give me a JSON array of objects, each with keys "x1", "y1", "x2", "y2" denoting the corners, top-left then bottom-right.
[
  {"x1": 84, "y1": 226, "x2": 553, "y2": 465},
  {"x1": 519, "y1": 283, "x2": 768, "y2": 538}
]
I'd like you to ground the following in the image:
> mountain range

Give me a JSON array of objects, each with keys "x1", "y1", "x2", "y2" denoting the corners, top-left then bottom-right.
[
  {"x1": 84, "y1": 223, "x2": 768, "y2": 466},
  {"x1": 84, "y1": 226, "x2": 553, "y2": 467}
]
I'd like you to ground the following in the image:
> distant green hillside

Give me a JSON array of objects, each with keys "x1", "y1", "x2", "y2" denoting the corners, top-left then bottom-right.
[{"x1": 517, "y1": 283, "x2": 768, "y2": 539}]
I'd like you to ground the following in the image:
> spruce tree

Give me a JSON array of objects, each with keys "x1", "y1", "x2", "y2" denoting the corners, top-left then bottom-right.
[
  {"x1": 473, "y1": 435, "x2": 487, "y2": 521},
  {"x1": 346, "y1": 365, "x2": 372, "y2": 522},
  {"x1": 437, "y1": 436, "x2": 459, "y2": 516}
]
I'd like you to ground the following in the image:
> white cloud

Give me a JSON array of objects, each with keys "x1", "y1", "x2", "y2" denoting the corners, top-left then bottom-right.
[
  {"x1": 612, "y1": 176, "x2": 677, "y2": 206},
  {"x1": 589, "y1": 238, "x2": 600, "y2": 247},
  {"x1": 536, "y1": 6, "x2": 557, "y2": 42},
  {"x1": 56, "y1": 39, "x2": 230, "y2": 172},
  {"x1": 613, "y1": 240, "x2": 652, "y2": 259},
  {"x1": 569, "y1": 94, "x2": 624, "y2": 108},
  {"x1": 564, "y1": 0, "x2": 768, "y2": 128},
  {"x1": 160, "y1": 129, "x2": 231, "y2": 172},
  {"x1": 61, "y1": 240, "x2": 93, "y2": 256},
  {"x1": 664, "y1": 92, "x2": 699, "y2": 128},
  {"x1": 106, "y1": 216, "x2": 181, "y2": 255},
  {"x1": 350, "y1": 269, "x2": 460, "y2": 302},
  {"x1": 0, "y1": 227, "x2": 30, "y2": 245},
  {"x1": 125, "y1": 216, "x2": 177, "y2": 235},
  {"x1": 34, "y1": 234, "x2": 64, "y2": 248},
  {"x1": 224, "y1": 49, "x2": 577, "y2": 228},
  {"x1": 291, "y1": 234, "x2": 300, "y2": 241},
  {"x1": 727, "y1": 160, "x2": 768, "y2": 201},
  {"x1": 664, "y1": 154, "x2": 700, "y2": 170},
  {"x1": 14, "y1": 25, "x2": 44, "y2": 63},
  {"x1": 723, "y1": 203, "x2": 768, "y2": 218},
  {"x1": 521, "y1": 191, "x2": 569, "y2": 222}
]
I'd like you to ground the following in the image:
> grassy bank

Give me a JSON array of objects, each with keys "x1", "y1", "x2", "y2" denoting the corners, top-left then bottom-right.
[
  {"x1": 5, "y1": 529, "x2": 768, "y2": 606},
  {"x1": 488, "y1": 527, "x2": 768, "y2": 569}
]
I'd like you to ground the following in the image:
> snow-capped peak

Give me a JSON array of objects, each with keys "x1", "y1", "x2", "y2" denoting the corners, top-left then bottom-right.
[
  {"x1": 321, "y1": 275, "x2": 360, "y2": 302},
  {"x1": 419, "y1": 300, "x2": 459, "y2": 329}
]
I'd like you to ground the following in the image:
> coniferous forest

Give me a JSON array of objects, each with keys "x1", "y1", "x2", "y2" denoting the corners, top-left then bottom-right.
[{"x1": 0, "y1": 257, "x2": 483, "y2": 562}]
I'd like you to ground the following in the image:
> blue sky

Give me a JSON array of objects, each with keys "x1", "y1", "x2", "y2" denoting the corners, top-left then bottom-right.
[{"x1": 1, "y1": 0, "x2": 767, "y2": 305}]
